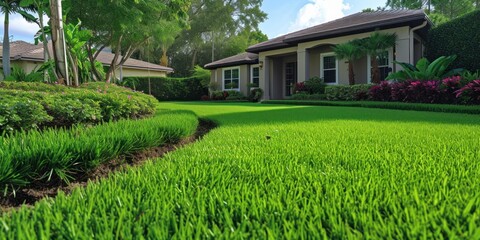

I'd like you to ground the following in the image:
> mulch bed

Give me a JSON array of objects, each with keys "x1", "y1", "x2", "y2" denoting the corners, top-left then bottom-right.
[{"x1": 0, "y1": 119, "x2": 216, "y2": 211}]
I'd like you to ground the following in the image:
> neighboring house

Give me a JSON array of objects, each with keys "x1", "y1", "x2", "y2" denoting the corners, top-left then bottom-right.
[
  {"x1": 0, "y1": 41, "x2": 173, "y2": 80},
  {"x1": 205, "y1": 10, "x2": 432, "y2": 100}
]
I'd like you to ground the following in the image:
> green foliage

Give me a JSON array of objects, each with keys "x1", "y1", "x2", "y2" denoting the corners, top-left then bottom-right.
[
  {"x1": 461, "y1": 70, "x2": 480, "y2": 82},
  {"x1": 325, "y1": 84, "x2": 373, "y2": 101},
  {"x1": 304, "y1": 76, "x2": 326, "y2": 94},
  {"x1": 0, "y1": 82, "x2": 157, "y2": 133},
  {"x1": 225, "y1": 90, "x2": 246, "y2": 101},
  {"x1": 426, "y1": 10, "x2": 480, "y2": 72},
  {"x1": 248, "y1": 88, "x2": 264, "y2": 102},
  {"x1": 132, "y1": 77, "x2": 208, "y2": 101},
  {"x1": 290, "y1": 93, "x2": 326, "y2": 100},
  {"x1": 191, "y1": 65, "x2": 211, "y2": 87},
  {"x1": 4, "y1": 65, "x2": 44, "y2": 82},
  {"x1": 386, "y1": 55, "x2": 463, "y2": 81},
  {"x1": 0, "y1": 96, "x2": 52, "y2": 133},
  {"x1": 0, "y1": 110, "x2": 197, "y2": 194},
  {"x1": 2, "y1": 102, "x2": 480, "y2": 238},
  {"x1": 263, "y1": 100, "x2": 480, "y2": 114}
]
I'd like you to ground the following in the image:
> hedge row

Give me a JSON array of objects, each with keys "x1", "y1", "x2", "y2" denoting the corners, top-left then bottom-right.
[
  {"x1": 426, "y1": 10, "x2": 480, "y2": 72},
  {"x1": 262, "y1": 100, "x2": 480, "y2": 115},
  {"x1": 0, "y1": 110, "x2": 198, "y2": 194},
  {"x1": 0, "y1": 82, "x2": 157, "y2": 133},
  {"x1": 130, "y1": 77, "x2": 208, "y2": 101}
]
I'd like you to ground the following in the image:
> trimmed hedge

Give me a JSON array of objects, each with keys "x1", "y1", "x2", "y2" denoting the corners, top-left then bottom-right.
[
  {"x1": 262, "y1": 100, "x2": 480, "y2": 115},
  {"x1": 0, "y1": 82, "x2": 157, "y2": 133},
  {"x1": 426, "y1": 10, "x2": 480, "y2": 72},
  {"x1": 325, "y1": 84, "x2": 373, "y2": 101},
  {"x1": 132, "y1": 77, "x2": 208, "y2": 101}
]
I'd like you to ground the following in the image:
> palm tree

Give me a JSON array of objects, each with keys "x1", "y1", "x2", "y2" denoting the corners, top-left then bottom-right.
[
  {"x1": 364, "y1": 31, "x2": 397, "y2": 84},
  {"x1": 333, "y1": 40, "x2": 364, "y2": 85},
  {"x1": 1, "y1": 0, "x2": 36, "y2": 78}
]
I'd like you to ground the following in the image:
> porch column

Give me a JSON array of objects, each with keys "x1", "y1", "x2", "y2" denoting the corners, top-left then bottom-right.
[
  {"x1": 260, "y1": 56, "x2": 271, "y2": 100},
  {"x1": 297, "y1": 49, "x2": 309, "y2": 83}
]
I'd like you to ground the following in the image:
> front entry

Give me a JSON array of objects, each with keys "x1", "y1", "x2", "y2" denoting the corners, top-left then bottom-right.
[{"x1": 285, "y1": 62, "x2": 297, "y2": 97}]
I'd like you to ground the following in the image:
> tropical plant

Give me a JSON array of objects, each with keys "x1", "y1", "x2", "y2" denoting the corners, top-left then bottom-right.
[
  {"x1": 386, "y1": 55, "x2": 463, "y2": 81},
  {"x1": 0, "y1": 0, "x2": 36, "y2": 78},
  {"x1": 363, "y1": 31, "x2": 397, "y2": 84},
  {"x1": 4, "y1": 63, "x2": 55, "y2": 82},
  {"x1": 333, "y1": 40, "x2": 364, "y2": 85}
]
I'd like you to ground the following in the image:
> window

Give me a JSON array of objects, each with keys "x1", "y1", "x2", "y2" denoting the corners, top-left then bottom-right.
[
  {"x1": 285, "y1": 62, "x2": 297, "y2": 96},
  {"x1": 251, "y1": 66, "x2": 259, "y2": 88},
  {"x1": 321, "y1": 53, "x2": 337, "y2": 84},
  {"x1": 223, "y1": 67, "x2": 240, "y2": 90},
  {"x1": 376, "y1": 51, "x2": 390, "y2": 81}
]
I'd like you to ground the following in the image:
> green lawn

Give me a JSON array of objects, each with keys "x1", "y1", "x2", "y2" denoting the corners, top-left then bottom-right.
[{"x1": 2, "y1": 102, "x2": 480, "y2": 239}]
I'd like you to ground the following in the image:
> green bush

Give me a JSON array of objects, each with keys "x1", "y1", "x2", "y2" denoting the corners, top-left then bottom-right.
[
  {"x1": 0, "y1": 97, "x2": 52, "y2": 133},
  {"x1": 225, "y1": 90, "x2": 246, "y2": 101},
  {"x1": 290, "y1": 92, "x2": 326, "y2": 100},
  {"x1": 325, "y1": 84, "x2": 372, "y2": 101},
  {"x1": 0, "y1": 82, "x2": 157, "y2": 133},
  {"x1": 131, "y1": 77, "x2": 208, "y2": 101},
  {"x1": 248, "y1": 88, "x2": 264, "y2": 102},
  {"x1": 304, "y1": 77, "x2": 326, "y2": 94},
  {"x1": 426, "y1": 10, "x2": 480, "y2": 72}
]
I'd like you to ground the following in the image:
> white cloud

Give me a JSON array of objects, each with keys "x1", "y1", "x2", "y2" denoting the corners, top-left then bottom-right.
[
  {"x1": 0, "y1": 13, "x2": 41, "y2": 42},
  {"x1": 289, "y1": 0, "x2": 350, "y2": 33}
]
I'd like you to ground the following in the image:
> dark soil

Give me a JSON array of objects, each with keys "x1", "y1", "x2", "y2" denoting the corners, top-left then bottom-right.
[{"x1": 0, "y1": 119, "x2": 216, "y2": 211}]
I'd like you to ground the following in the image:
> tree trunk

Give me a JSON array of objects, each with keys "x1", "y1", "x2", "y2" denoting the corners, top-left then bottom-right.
[
  {"x1": 38, "y1": 12, "x2": 50, "y2": 61},
  {"x1": 191, "y1": 49, "x2": 197, "y2": 69},
  {"x1": 50, "y1": 0, "x2": 69, "y2": 85},
  {"x1": 371, "y1": 55, "x2": 381, "y2": 84},
  {"x1": 3, "y1": 12, "x2": 10, "y2": 78},
  {"x1": 160, "y1": 46, "x2": 168, "y2": 66},
  {"x1": 348, "y1": 61, "x2": 355, "y2": 85},
  {"x1": 105, "y1": 36, "x2": 123, "y2": 83},
  {"x1": 86, "y1": 44, "x2": 103, "y2": 81},
  {"x1": 67, "y1": 50, "x2": 79, "y2": 86}
]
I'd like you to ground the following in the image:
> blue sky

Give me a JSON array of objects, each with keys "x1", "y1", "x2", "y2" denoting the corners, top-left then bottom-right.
[{"x1": 1, "y1": 0, "x2": 387, "y2": 43}]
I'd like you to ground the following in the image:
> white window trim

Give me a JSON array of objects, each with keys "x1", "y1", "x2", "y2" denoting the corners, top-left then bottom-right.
[
  {"x1": 367, "y1": 48, "x2": 393, "y2": 83},
  {"x1": 320, "y1": 52, "x2": 338, "y2": 85},
  {"x1": 250, "y1": 64, "x2": 260, "y2": 88},
  {"x1": 222, "y1": 66, "x2": 240, "y2": 91}
]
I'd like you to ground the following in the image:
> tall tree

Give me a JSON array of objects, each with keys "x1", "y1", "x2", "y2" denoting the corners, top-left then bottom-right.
[
  {"x1": 0, "y1": 0, "x2": 36, "y2": 78},
  {"x1": 66, "y1": 0, "x2": 190, "y2": 82},
  {"x1": 333, "y1": 40, "x2": 365, "y2": 85},
  {"x1": 20, "y1": 0, "x2": 50, "y2": 62},
  {"x1": 385, "y1": 0, "x2": 477, "y2": 22},
  {"x1": 364, "y1": 31, "x2": 397, "y2": 84},
  {"x1": 168, "y1": 0, "x2": 267, "y2": 77}
]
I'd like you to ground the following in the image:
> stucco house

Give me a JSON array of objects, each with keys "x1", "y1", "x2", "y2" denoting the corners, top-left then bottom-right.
[
  {"x1": 0, "y1": 41, "x2": 173, "y2": 80},
  {"x1": 205, "y1": 10, "x2": 432, "y2": 100}
]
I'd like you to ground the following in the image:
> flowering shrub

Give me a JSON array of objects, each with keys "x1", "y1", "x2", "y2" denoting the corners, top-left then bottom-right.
[
  {"x1": 455, "y1": 80, "x2": 480, "y2": 104},
  {"x1": 440, "y1": 76, "x2": 462, "y2": 103},
  {"x1": 369, "y1": 81, "x2": 392, "y2": 101},
  {"x1": 294, "y1": 82, "x2": 307, "y2": 93}
]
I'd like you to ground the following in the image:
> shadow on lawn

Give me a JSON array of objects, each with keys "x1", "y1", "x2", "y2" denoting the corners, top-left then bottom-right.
[{"x1": 174, "y1": 102, "x2": 480, "y2": 127}]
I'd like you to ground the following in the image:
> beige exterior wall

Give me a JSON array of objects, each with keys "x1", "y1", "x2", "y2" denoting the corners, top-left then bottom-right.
[{"x1": 0, "y1": 60, "x2": 42, "y2": 80}]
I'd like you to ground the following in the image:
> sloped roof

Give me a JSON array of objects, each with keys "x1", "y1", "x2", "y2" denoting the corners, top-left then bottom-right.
[
  {"x1": 247, "y1": 9, "x2": 430, "y2": 53},
  {"x1": 204, "y1": 52, "x2": 258, "y2": 69},
  {"x1": 0, "y1": 41, "x2": 173, "y2": 73}
]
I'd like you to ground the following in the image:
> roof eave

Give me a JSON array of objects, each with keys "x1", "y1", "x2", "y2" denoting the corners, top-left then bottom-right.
[
  {"x1": 204, "y1": 59, "x2": 258, "y2": 70},
  {"x1": 284, "y1": 15, "x2": 429, "y2": 44}
]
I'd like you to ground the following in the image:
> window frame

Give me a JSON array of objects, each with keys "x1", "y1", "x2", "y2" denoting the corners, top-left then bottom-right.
[
  {"x1": 250, "y1": 65, "x2": 260, "y2": 88},
  {"x1": 222, "y1": 67, "x2": 240, "y2": 91},
  {"x1": 367, "y1": 48, "x2": 393, "y2": 83},
  {"x1": 320, "y1": 52, "x2": 338, "y2": 85}
]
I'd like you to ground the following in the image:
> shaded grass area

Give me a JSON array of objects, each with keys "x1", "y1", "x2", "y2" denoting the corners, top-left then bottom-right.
[
  {"x1": 263, "y1": 99, "x2": 480, "y2": 114},
  {"x1": 1, "y1": 102, "x2": 480, "y2": 238}
]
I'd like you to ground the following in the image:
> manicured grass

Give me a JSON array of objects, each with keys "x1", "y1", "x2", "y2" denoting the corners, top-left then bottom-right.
[
  {"x1": 0, "y1": 110, "x2": 198, "y2": 194},
  {"x1": 1, "y1": 102, "x2": 480, "y2": 238},
  {"x1": 263, "y1": 99, "x2": 480, "y2": 114}
]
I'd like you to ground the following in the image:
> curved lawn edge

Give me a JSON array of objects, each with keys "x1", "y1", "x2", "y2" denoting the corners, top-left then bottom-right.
[
  {"x1": 262, "y1": 100, "x2": 480, "y2": 114},
  {"x1": 0, "y1": 111, "x2": 215, "y2": 209}
]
